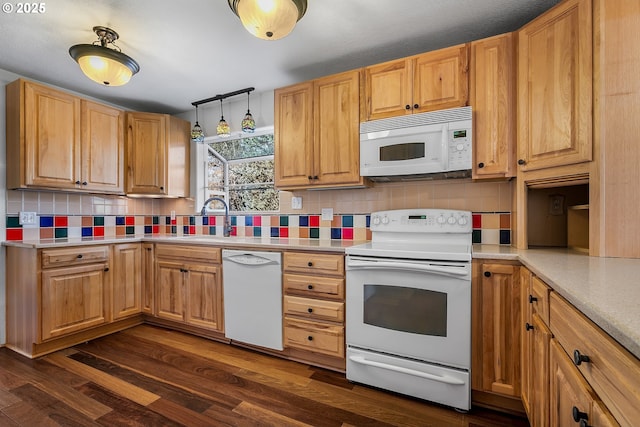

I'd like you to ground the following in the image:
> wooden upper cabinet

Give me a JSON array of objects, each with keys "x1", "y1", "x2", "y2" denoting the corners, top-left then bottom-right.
[
  {"x1": 275, "y1": 70, "x2": 365, "y2": 190},
  {"x1": 517, "y1": 0, "x2": 593, "y2": 171},
  {"x1": 364, "y1": 44, "x2": 469, "y2": 121},
  {"x1": 6, "y1": 79, "x2": 124, "y2": 193},
  {"x1": 126, "y1": 112, "x2": 190, "y2": 197},
  {"x1": 470, "y1": 33, "x2": 517, "y2": 179}
]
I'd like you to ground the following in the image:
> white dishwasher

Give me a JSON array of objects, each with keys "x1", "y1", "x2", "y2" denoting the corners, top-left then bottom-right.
[{"x1": 222, "y1": 249, "x2": 283, "y2": 350}]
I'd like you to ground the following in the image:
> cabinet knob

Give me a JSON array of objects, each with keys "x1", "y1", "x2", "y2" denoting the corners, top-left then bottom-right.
[
  {"x1": 308, "y1": 176, "x2": 313, "y2": 180},
  {"x1": 572, "y1": 406, "x2": 589, "y2": 423},
  {"x1": 77, "y1": 254, "x2": 83, "y2": 259},
  {"x1": 82, "y1": 181, "x2": 88, "y2": 186},
  {"x1": 525, "y1": 323, "x2": 534, "y2": 331},
  {"x1": 307, "y1": 261, "x2": 313, "y2": 267},
  {"x1": 307, "y1": 307, "x2": 313, "y2": 313},
  {"x1": 307, "y1": 284, "x2": 313, "y2": 290},
  {"x1": 413, "y1": 104, "x2": 419, "y2": 109},
  {"x1": 307, "y1": 335, "x2": 313, "y2": 341},
  {"x1": 518, "y1": 159, "x2": 526, "y2": 165},
  {"x1": 483, "y1": 271, "x2": 491, "y2": 277},
  {"x1": 573, "y1": 349, "x2": 590, "y2": 366},
  {"x1": 75, "y1": 180, "x2": 81, "y2": 185},
  {"x1": 313, "y1": 176, "x2": 318, "y2": 180},
  {"x1": 405, "y1": 104, "x2": 411, "y2": 110},
  {"x1": 160, "y1": 186, "x2": 164, "y2": 191},
  {"x1": 529, "y1": 294, "x2": 538, "y2": 303},
  {"x1": 478, "y1": 162, "x2": 485, "y2": 168},
  {"x1": 104, "y1": 267, "x2": 109, "y2": 272}
]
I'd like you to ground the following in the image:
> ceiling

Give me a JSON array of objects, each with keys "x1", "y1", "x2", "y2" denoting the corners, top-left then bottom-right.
[{"x1": 0, "y1": 0, "x2": 559, "y2": 115}]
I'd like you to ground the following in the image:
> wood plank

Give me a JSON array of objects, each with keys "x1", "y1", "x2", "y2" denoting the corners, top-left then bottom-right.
[
  {"x1": 45, "y1": 353, "x2": 160, "y2": 407},
  {"x1": 232, "y1": 401, "x2": 315, "y2": 427},
  {"x1": 146, "y1": 397, "x2": 230, "y2": 427},
  {"x1": 1, "y1": 400, "x2": 61, "y2": 427}
]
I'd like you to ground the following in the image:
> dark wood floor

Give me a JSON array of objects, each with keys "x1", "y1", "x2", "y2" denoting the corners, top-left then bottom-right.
[{"x1": 0, "y1": 325, "x2": 529, "y2": 426}]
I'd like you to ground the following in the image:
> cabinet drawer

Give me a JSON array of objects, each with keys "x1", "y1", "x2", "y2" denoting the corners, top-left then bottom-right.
[
  {"x1": 283, "y1": 273, "x2": 344, "y2": 300},
  {"x1": 283, "y1": 252, "x2": 344, "y2": 276},
  {"x1": 531, "y1": 276, "x2": 551, "y2": 325},
  {"x1": 284, "y1": 296, "x2": 344, "y2": 323},
  {"x1": 550, "y1": 292, "x2": 640, "y2": 427},
  {"x1": 41, "y1": 246, "x2": 109, "y2": 268},
  {"x1": 156, "y1": 244, "x2": 221, "y2": 264},
  {"x1": 283, "y1": 317, "x2": 344, "y2": 358}
]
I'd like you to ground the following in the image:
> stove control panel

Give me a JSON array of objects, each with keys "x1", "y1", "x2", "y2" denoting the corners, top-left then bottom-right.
[{"x1": 370, "y1": 209, "x2": 472, "y2": 233}]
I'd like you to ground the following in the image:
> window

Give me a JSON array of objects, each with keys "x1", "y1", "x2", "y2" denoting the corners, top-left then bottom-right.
[{"x1": 198, "y1": 127, "x2": 279, "y2": 213}]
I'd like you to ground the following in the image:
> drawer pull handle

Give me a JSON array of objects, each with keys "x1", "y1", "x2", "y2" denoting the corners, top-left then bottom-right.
[
  {"x1": 77, "y1": 254, "x2": 83, "y2": 259},
  {"x1": 572, "y1": 406, "x2": 588, "y2": 423},
  {"x1": 483, "y1": 271, "x2": 491, "y2": 277},
  {"x1": 307, "y1": 284, "x2": 313, "y2": 290},
  {"x1": 307, "y1": 335, "x2": 313, "y2": 341},
  {"x1": 529, "y1": 294, "x2": 538, "y2": 303},
  {"x1": 307, "y1": 308, "x2": 313, "y2": 313},
  {"x1": 307, "y1": 261, "x2": 313, "y2": 267},
  {"x1": 573, "y1": 350, "x2": 590, "y2": 366},
  {"x1": 525, "y1": 323, "x2": 534, "y2": 331}
]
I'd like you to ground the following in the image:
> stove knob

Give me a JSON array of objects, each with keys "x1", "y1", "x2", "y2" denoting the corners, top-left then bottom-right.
[
  {"x1": 437, "y1": 215, "x2": 446, "y2": 225},
  {"x1": 447, "y1": 216, "x2": 457, "y2": 225},
  {"x1": 372, "y1": 215, "x2": 380, "y2": 225},
  {"x1": 382, "y1": 216, "x2": 390, "y2": 225},
  {"x1": 458, "y1": 216, "x2": 468, "y2": 226}
]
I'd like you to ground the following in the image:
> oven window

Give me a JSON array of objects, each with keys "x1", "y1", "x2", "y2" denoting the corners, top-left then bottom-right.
[
  {"x1": 379, "y1": 143, "x2": 425, "y2": 161},
  {"x1": 363, "y1": 284, "x2": 447, "y2": 336}
]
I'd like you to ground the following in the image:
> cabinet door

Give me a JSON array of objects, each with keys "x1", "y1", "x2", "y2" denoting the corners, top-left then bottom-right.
[
  {"x1": 126, "y1": 112, "x2": 167, "y2": 194},
  {"x1": 471, "y1": 33, "x2": 516, "y2": 179},
  {"x1": 531, "y1": 314, "x2": 552, "y2": 427},
  {"x1": 520, "y1": 267, "x2": 533, "y2": 416},
  {"x1": 518, "y1": 0, "x2": 592, "y2": 171},
  {"x1": 479, "y1": 263, "x2": 521, "y2": 397},
  {"x1": 24, "y1": 81, "x2": 81, "y2": 189},
  {"x1": 141, "y1": 243, "x2": 155, "y2": 315},
  {"x1": 313, "y1": 70, "x2": 362, "y2": 186},
  {"x1": 112, "y1": 243, "x2": 142, "y2": 320},
  {"x1": 81, "y1": 100, "x2": 124, "y2": 193},
  {"x1": 185, "y1": 263, "x2": 223, "y2": 331},
  {"x1": 274, "y1": 82, "x2": 314, "y2": 188},
  {"x1": 156, "y1": 260, "x2": 185, "y2": 322},
  {"x1": 549, "y1": 339, "x2": 595, "y2": 427},
  {"x1": 412, "y1": 44, "x2": 469, "y2": 113},
  {"x1": 364, "y1": 58, "x2": 412, "y2": 120},
  {"x1": 41, "y1": 263, "x2": 108, "y2": 340}
]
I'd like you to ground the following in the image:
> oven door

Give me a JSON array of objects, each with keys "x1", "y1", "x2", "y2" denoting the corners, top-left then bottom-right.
[{"x1": 346, "y1": 255, "x2": 471, "y2": 370}]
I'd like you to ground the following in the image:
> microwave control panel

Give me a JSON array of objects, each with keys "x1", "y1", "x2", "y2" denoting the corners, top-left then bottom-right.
[{"x1": 447, "y1": 127, "x2": 472, "y2": 171}]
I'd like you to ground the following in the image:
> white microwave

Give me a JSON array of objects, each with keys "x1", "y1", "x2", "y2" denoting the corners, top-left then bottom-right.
[{"x1": 360, "y1": 106, "x2": 472, "y2": 179}]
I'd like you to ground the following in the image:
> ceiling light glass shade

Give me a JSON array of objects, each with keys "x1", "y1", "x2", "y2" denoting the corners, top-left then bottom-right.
[
  {"x1": 242, "y1": 111, "x2": 256, "y2": 133},
  {"x1": 217, "y1": 118, "x2": 231, "y2": 137},
  {"x1": 69, "y1": 26, "x2": 140, "y2": 86},
  {"x1": 228, "y1": 0, "x2": 307, "y2": 40},
  {"x1": 191, "y1": 122, "x2": 205, "y2": 143}
]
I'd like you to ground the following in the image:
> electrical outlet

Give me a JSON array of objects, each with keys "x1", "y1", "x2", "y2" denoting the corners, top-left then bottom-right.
[
  {"x1": 19, "y1": 211, "x2": 37, "y2": 225},
  {"x1": 549, "y1": 195, "x2": 565, "y2": 216},
  {"x1": 321, "y1": 208, "x2": 334, "y2": 221},
  {"x1": 291, "y1": 197, "x2": 302, "y2": 210}
]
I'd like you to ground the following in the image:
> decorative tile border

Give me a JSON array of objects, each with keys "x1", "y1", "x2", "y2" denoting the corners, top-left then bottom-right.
[{"x1": 5, "y1": 212, "x2": 511, "y2": 245}]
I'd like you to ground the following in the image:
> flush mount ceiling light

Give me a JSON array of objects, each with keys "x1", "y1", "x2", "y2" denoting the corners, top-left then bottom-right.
[
  {"x1": 69, "y1": 26, "x2": 140, "y2": 86},
  {"x1": 228, "y1": 0, "x2": 307, "y2": 40}
]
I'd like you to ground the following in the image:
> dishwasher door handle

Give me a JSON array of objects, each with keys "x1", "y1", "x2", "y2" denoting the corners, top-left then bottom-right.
[{"x1": 223, "y1": 253, "x2": 281, "y2": 266}]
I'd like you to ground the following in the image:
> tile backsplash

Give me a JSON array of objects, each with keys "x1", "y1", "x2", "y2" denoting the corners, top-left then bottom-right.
[{"x1": 6, "y1": 212, "x2": 511, "y2": 245}]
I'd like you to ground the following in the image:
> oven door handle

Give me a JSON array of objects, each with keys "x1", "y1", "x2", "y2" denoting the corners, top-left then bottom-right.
[
  {"x1": 347, "y1": 259, "x2": 468, "y2": 277},
  {"x1": 348, "y1": 355, "x2": 465, "y2": 385}
]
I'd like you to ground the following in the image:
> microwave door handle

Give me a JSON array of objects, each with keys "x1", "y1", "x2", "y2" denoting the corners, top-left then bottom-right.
[
  {"x1": 347, "y1": 259, "x2": 468, "y2": 277},
  {"x1": 348, "y1": 355, "x2": 465, "y2": 385},
  {"x1": 441, "y1": 122, "x2": 449, "y2": 170}
]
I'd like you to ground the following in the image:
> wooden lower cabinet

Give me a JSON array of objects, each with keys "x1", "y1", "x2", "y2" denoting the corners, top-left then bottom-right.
[
  {"x1": 154, "y1": 245, "x2": 223, "y2": 333},
  {"x1": 472, "y1": 260, "x2": 521, "y2": 402},
  {"x1": 112, "y1": 243, "x2": 142, "y2": 320},
  {"x1": 282, "y1": 251, "x2": 345, "y2": 371},
  {"x1": 141, "y1": 243, "x2": 155, "y2": 315}
]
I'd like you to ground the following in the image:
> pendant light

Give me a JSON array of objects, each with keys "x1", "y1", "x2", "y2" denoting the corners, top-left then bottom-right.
[
  {"x1": 69, "y1": 26, "x2": 140, "y2": 86},
  {"x1": 241, "y1": 91, "x2": 256, "y2": 133},
  {"x1": 216, "y1": 99, "x2": 231, "y2": 137},
  {"x1": 228, "y1": 0, "x2": 307, "y2": 41},
  {"x1": 191, "y1": 105, "x2": 205, "y2": 143}
]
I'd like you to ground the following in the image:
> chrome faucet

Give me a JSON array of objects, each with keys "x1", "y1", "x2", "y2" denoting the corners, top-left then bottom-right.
[{"x1": 200, "y1": 197, "x2": 232, "y2": 237}]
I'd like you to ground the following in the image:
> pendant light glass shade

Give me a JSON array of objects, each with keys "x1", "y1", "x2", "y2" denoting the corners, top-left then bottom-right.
[
  {"x1": 228, "y1": 0, "x2": 307, "y2": 40},
  {"x1": 69, "y1": 26, "x2": 140, "y2": 86},
  {"x1": 241, "y1": 92, "x2": 256, "y2": 133},
  {"x1": 191, "y1": 105, "x2": 205, "y2": 143},
  {"x1": 216, "y1": 100, "x2": 231, "y2": 137}
]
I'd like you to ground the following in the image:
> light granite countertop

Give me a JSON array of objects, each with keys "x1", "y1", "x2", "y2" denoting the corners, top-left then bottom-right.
[
  {"x1": 4, "y1": 237, "x2": 638, "y2": 359},
  {"x1": 474, "y1": 244, "x2": 640, "y2": 360}
]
